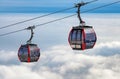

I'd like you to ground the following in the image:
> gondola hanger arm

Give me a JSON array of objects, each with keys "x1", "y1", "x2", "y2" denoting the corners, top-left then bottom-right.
[
  {"x1": 26, "y1": 26, "x2": 35, "y2": 44},
  {"x1": 75, "y1": 0, "x2": 98, "y2": 25}
]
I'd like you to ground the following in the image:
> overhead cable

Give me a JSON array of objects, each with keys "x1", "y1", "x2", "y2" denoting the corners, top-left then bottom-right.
[
  {"x1": 0, "y1": 0, "x2": 119, "y2": 37},
  {"x1": 0, "y1": 28, "x2": 26, "y2": 36},
  {"x1": 0, "y1": 7, "x2": 75, "y2": 30},
  {"x1": 82, "y1": 0, "x2": 120, "y2": 13},
  {"x1": 0, "y1": 14, "x2": 76, "y2": 37},
  {"x1": 0, "y1": 0, "x2": 97, "y2": 30}
]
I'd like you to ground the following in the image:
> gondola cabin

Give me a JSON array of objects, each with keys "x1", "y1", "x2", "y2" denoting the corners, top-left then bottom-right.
[
  {"x1": 68, "y1": 26, "x2": 97, "y2": 50},
  {"x1": 18, "y1": 44, "x2": 40, "y2": 62}
]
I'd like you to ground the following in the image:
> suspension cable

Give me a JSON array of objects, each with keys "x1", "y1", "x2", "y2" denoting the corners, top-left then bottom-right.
[
  {"x1": 0, "y1": 0, "x2": 97, "y2": 30},
  {"x1": 82, "y1": 0, "x2": 120, "y2": 13},
  {"x1": 0, "y1": 14, "x2": 76, "y2": 37},
  {"x1": 0, "y1": 0, "x2": 119, "y2": 37},
  {"x1": 34, "y1": 0, "x2": 120, "y2": 28},
  {"x1": 0, "y1": 28, "x2": 26, "y2": 36},
  {"x1": 0, "y1": 7, "x2": 75, "y2": 30},
  {"x1": 35, "y1": 14, "x2": 76, "y2": 27}
]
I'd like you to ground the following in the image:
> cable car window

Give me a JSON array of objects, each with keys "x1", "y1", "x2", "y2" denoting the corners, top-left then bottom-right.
[
  {"x1": 29, "y1": 45, "x2": 40, "y2": 62},
  {"x1": 71, "y1": 30, "x2": 77, "y2": 44},
  {"x1": 19, "y1": 45, "x2": 28, "y2": 62},
  {"x1": 84, "y1": 28, "x2": 95, "y2": 41},
  {"x1": 72, "y1": 30, "x2": 77, "y2": 41},
  {"x1": 84, "y1": 28, "x2": 96, "y2": 49},
  {"x1": 76, "y1": 30, "x2": 82, "y2": 44}
]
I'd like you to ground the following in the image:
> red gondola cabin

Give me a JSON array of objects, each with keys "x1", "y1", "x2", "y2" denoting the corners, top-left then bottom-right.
[
  {"x1": 18, "y1": 44, "x2": 40, "y2": 62},
  {"x1": 68, "y1": 26, "x2": 97, "y2": 50}
]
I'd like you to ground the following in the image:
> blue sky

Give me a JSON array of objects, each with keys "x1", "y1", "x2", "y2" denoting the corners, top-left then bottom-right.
[{"x1": 0, "y1": 0, "x2": 120, "y2": 13}]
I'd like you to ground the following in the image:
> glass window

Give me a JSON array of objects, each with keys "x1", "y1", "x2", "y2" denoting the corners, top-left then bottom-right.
[
  {"x1": 30, "y1": 45, "x2": 40, "y2": 62},
  {"x1": 71, "y1": 30, "x2": 77, "y2": 41},
  {"x1": 19, "y1": 45, "x2": 28, "y2": 62},
  {"x1": 77, "y1": 30, "x2": 81, "y2": 41},
  {"x1": 84, "y1": 28, "x2": 96, "y2": 49}
]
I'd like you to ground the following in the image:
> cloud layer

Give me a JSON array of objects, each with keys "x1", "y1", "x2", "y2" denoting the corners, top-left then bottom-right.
[{"x1": 0, "y1": 41, "x2": 120, "y2": 79}]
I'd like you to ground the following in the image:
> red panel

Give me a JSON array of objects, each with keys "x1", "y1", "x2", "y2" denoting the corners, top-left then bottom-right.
[
  {"x1": 27, "y1": 45, "x2": 31, "y2": 62},
  {"x1": 81, "y1": 29, "x2": 86, "y2": 50}
]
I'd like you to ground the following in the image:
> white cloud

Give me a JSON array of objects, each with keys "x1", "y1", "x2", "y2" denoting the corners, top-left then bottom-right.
[
  {"x1": 0, "y1": 50, "x2": 19, "y2": 65},
  {"x1": 0, "y1": 41, "x2": 120, "y2": 79},
  {"x1": 91, "y1": 41, "x2": 120, "y2": 56},
  {"x1": 39, "y1": 43, "x2": 120, "y2": 79},
  {"x1": 86, "y1": 55, "x2": 120, "y2": 79},
  {"x1": 42, "y1": 42, "x2": 120, "y2": 79}
]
